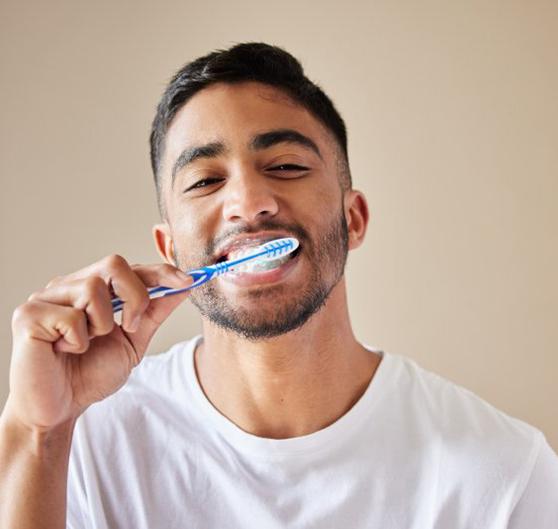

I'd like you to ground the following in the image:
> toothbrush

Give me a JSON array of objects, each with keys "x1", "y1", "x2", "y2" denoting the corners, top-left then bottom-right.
[{"x1": 111, "y1": 237, "x2": 299, "y2": 313}]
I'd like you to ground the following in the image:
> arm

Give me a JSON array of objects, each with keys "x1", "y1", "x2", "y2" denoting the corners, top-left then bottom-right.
[
  {"x1": 0, "y1": 256, "x2": 191, "y2": 529},
  {"x1": 0, "y1": 407, "x2": 76, "y2": 529}
]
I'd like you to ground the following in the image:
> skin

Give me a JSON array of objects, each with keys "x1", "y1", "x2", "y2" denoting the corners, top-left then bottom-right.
[{"x1": 153, "y1": 81, "x2": 381, "y2": 438}]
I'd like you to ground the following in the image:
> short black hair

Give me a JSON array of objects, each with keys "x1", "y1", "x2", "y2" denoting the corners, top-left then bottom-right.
[{"x1": 150, "y1": 42, "x2": 351, "y2": 217}]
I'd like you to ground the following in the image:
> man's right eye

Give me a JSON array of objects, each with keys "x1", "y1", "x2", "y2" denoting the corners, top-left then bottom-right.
[{"x1": 184, "y1": 177, "x2": 224, "y2": 192}]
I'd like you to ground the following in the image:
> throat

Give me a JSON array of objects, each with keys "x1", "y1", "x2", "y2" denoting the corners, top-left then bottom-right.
[{"x1": 193, "y1": 338, "x2": 381, "y2": 439}]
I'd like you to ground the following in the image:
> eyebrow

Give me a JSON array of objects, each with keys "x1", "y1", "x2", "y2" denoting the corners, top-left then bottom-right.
[
  {"x1": 171, "y1": 142, "x2": 225, "y2": 185},
  {"x1": 171, "y1": 128, "x2": 323, "y2": 187}
]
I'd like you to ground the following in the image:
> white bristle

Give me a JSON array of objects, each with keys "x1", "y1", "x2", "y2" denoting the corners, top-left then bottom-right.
[{"x1": 225, "y1": 237, "x2": 299, "y2": 274}]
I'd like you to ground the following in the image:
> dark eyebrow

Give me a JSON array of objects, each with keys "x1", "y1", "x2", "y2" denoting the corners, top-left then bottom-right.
[
  {"x1": 171, "y1": 142, "x2": 226, "y2": 185},
  {"x1": 171, "y1": 128, "x2": 322, "y2": 188},
  {"x1": 249, "y1": 128, "x2": 323, "y2": 160}
]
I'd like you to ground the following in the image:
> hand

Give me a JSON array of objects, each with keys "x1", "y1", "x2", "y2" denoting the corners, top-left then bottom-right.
[{"x1": 6, "y1": 255, "x2": 192, "y2": 432}]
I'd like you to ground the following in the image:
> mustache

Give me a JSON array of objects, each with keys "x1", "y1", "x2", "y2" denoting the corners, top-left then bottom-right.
[{"x1": 204, "y1": 219, "x2": 312, "y2": 260}]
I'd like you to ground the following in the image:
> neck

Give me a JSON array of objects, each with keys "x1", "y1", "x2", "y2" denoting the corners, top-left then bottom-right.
[{"x1": 194, "y1": 280, "x2": 381, "y2": 439}]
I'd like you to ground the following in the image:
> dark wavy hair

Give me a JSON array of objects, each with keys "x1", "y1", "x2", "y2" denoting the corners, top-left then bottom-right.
[{"x1": 150, "y1": 42, "x2": 351, "y2": 217}]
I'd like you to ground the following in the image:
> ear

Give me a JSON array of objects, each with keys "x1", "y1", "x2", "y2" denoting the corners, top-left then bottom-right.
[
  {"x1": 343, "y1": 190, "x2": 370, "y2": 251},
  {"x1": 152, "y1": 222, "x2": 177, "y2": 266}
]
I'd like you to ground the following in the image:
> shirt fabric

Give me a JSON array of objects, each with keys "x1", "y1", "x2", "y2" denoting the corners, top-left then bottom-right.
[{"x1": 66, "y1": 336, "x2": 558, "y2": 528}]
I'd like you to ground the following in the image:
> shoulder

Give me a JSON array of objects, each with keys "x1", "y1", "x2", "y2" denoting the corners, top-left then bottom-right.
[
  {"x1": 375, "y1": 350, "x2": 557, "y2": 524},
  {"x1": 382, "y1": 351, "x2": 543, "y2": 479},
  {"x1": 385, "y1": 351, "x2": 540, "y2": 443}
]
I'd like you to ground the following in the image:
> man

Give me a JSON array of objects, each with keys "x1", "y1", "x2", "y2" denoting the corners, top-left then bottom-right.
[{"x1": 1, "y1": 42, "x2": 557, "y2": 529}]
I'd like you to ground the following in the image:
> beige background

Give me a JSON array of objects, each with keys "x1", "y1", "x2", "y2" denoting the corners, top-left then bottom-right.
[{"x1": 1, "y1": 1, "x2": 556, "y2": 450}]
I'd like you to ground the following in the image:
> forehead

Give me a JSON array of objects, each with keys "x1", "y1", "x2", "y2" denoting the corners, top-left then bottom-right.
[{"x1": 162, "y1": 81, "x2": 336, "y2": 175}]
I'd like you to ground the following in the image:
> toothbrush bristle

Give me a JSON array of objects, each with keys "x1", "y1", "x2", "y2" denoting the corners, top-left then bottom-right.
[{"x1": 226, "y1": 237, "x2": 299, "y2": 273}]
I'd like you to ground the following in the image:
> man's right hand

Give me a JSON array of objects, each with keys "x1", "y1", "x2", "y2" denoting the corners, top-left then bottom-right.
[{"x1": 5, "y1": 254, "x2": 192, "y2": 433}]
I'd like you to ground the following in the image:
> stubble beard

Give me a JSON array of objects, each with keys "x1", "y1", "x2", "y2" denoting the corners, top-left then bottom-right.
[{"x1": 178, "y1": 208, "x2": 349, "y2": 341}]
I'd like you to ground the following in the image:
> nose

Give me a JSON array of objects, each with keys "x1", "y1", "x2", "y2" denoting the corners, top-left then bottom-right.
[{"x1": 222, "y1": 168, "x2": 279, "y2": 223}]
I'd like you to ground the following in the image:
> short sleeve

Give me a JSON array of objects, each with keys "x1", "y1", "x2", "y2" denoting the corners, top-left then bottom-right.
[{"x1": 507, "y1": 435, "x2": 558, "y2": 528}]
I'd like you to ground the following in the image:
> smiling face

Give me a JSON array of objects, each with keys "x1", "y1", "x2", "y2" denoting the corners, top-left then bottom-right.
[{"x1": 153, "y1": 81, "x2": 368, "y2": 340}]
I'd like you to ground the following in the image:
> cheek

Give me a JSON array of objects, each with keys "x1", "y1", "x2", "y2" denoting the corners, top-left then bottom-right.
[
  {"x1": 302, "y1": 184, "x2": 341, "y2": 228},
  {"x1": 317, "y1": 186, "x2": 338, "y2": 206},
  {"x1": 170, "y1": 213, "x2": 213, "y2": 268}
]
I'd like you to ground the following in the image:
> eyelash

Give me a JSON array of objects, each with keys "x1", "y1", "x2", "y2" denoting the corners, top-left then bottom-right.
[
  {"x1": 187, "y1": 177, "x2": 223, "y2": 190},
  {"x1": 271, "y1": 164, "x2": 308, "y2": 171},
  {"x1": 185, "y1": 164, "x2": 309, "y2": 191}
]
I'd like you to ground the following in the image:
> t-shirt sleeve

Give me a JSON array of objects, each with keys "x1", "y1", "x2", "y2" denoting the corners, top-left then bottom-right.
[{"x1": 507, "y1": 434, "x2": 558, "y2": 528}]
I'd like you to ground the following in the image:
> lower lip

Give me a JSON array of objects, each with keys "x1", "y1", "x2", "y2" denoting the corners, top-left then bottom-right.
[{"x1": 219, "y1": 252, "x2": 301, "y2": 287}]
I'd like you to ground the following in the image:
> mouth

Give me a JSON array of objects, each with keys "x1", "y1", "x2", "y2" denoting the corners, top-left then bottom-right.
[
  {"x1": 214, "y1": 235, "x2": 302, "y2": 272},
  {"x1": 215, "y1": 234, "x2": 301, "y2": 263}
]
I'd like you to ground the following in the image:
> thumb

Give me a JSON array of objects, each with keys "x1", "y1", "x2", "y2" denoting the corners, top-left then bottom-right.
[{"x1": 125, "y1": 286, "x2": 192, "y2": 354}]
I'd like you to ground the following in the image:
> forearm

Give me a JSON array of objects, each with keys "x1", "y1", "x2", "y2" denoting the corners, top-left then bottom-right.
[{"x1": 0, "y1": 404, "x2": 76, "y2": 529}]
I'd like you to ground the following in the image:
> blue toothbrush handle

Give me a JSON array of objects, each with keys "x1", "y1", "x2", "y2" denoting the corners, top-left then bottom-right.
[{"x1": 111, "y1": 265, "x2": 220, "y2": 313}]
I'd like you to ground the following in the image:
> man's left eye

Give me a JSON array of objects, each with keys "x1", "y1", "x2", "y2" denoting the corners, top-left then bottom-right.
[{"x1": 268, "y1": 164, "x2": 309, "y2": 172}]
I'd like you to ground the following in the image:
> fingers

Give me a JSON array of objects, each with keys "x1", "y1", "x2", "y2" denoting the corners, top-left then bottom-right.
[
  {"x1": 123, "y1": 285, "x2": 191, "y2": 355},
  {"x1": 122, "y1": 264, "x2": 193, "y2": 348},
  {"x1": 118, "y1": 262, "x2": 193, "y2": 331},
  {"x1": 38, "y1": 255, "x2": 192, "y2": 334},
  {"x1": 12, "y1": 300, "x2": 90, "y2": 354},
  {"x1": 8, "y1": 255, "x2": 194, "y2": 432},
  {"x1": 131, "y1": 262, "x2": 192, "y2": 292},
  {"x1": 28, "y1": 276, "x2": 114, "y2": 338},
  {"x1": 107, "y1": 258, "x2": 151, "y2": 332},
  {"x1": 66, "y1": 255, "x2": 149, "y2": 332}
]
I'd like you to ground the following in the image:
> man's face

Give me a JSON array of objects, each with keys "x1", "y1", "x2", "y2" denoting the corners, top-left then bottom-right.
[{"x1": 158, "y1": 81, "x2": 351, "y2": 340}]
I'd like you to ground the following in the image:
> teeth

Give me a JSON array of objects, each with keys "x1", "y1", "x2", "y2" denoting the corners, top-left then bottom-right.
[
  {"x1": 217, "y1": 239, "x2": 298, "y2": 275},
  {"x1": 232, "y1": 253, "x2": 291, "y2": 274},
  {"x1": 227, "y1": 246, "x2": 260, "y2": 261},
  {"x1": 221, "y1": 244, "x2": 292, "y2": 275}
]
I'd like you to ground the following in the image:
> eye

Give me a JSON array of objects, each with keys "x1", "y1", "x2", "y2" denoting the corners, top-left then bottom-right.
[
  {"x1": 268, "y1": 164, "x2": 309, "y2": 173},
  {"x1": 184, "y1": 177, "x2": 225, "y2": 192}
]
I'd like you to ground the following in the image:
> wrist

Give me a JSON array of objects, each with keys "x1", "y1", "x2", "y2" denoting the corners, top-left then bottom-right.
[{"x1": 0, "y1": 399, "x2": 77, "y2": 458}]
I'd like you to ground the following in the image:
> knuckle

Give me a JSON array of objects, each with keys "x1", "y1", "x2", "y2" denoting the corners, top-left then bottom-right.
[
  {"x1": 103, "y1": 254, "x2": 127, "y2": 272},
  {"x1": 11, "y1": 303, "x2": 33, "y2": 326},
  {"x1": 27, "y1": 290, "x2": 43, "y2": 303},
  {"x1": 45, "y1": 275, "x2": 63, "y2": 289},
  {"x1": 82, "y1": 275, "x2": 106, "y2": 298}
]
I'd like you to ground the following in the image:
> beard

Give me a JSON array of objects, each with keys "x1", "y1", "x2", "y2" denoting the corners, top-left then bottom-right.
[{"x1": 175, "y1": 205, "x2": 349, "y2": 341}]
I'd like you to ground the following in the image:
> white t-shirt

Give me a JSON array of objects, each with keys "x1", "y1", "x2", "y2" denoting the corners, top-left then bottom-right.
[{"x1": 66, "y1": 336, "x2": 558, "y2": 528}]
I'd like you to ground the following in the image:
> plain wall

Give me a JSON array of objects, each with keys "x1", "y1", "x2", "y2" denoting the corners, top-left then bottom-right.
[{"x1": 1, "y1": 0, "x2": 556, "y2": 451}]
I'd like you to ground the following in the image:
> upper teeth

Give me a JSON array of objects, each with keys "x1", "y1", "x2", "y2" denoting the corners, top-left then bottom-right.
[
  {"x1": 219, "y1": 241, "x2": 295, "y2": 274},
  {"x1": 227, "y1": 245, "x2": 262, "y2": 261},
  {"x1": 231, "y1": 252, "x2": 291, "y2": 274}
]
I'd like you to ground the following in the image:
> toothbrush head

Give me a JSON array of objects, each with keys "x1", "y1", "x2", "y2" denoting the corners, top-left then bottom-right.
[
  {"x1": 255, "y1": 237, "x2": 299, "y2": 260},
  {"x1": 224, "y1": 237, "x2": 300, "y2": 274}
]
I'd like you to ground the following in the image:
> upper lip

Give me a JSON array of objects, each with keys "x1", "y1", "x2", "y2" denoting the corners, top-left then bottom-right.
[{"x1": 214, "y1": 232, "x2": 297, "y2": 261}]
